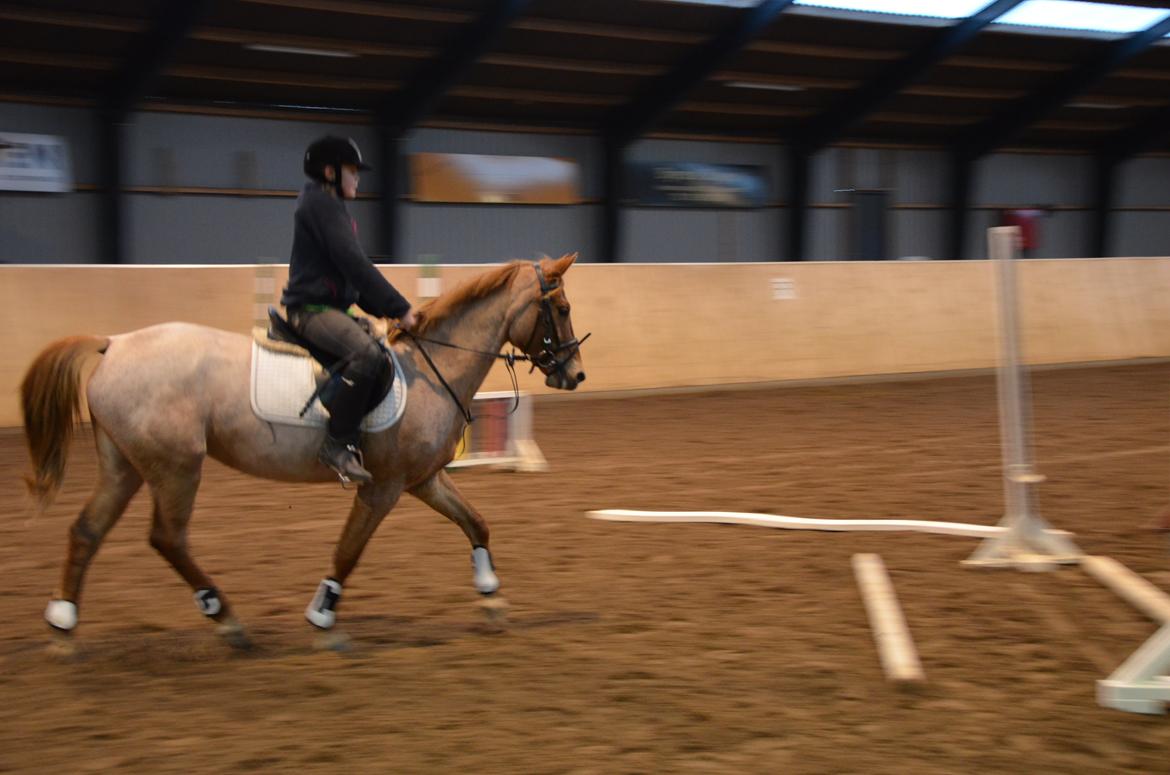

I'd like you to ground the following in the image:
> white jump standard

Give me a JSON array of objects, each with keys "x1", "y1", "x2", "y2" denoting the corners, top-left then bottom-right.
[{"x1": 963, "y1": 227, "x2": 1081, "y2": 569}]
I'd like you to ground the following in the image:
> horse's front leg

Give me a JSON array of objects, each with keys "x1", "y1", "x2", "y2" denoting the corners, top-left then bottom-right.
[
  {"x1": 408, "y1": 470, "x2": 500, "y2": 597},
  {"x1": 305, "y1": 479, "x2": 403, "y2": 633}
]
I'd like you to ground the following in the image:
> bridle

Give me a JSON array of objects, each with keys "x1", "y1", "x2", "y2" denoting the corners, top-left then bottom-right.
[
  {"x1": 523, "y1": 262, "x2": 590, "y2": 380},
  {"x1": 400, "y1": 262, "x2": 590, "y2": 424}
]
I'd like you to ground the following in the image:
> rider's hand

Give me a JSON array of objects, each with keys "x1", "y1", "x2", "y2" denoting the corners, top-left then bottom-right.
[{"x1": 397, "y1": 309, "x2": 418, "y2": 332}]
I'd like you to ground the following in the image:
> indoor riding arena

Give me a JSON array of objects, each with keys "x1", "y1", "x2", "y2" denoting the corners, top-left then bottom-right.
[{"x1": 5, "y1": 1, "x2": 1170, "y2": 773}]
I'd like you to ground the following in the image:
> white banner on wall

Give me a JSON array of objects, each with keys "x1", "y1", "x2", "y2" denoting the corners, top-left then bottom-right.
[{"x1": 0, "y1": 132, "x2": 73, "y2": 193}]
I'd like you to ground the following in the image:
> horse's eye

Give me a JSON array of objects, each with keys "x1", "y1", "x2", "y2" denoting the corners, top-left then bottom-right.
[{"x1": 558, "y1": 306, "x2": 570, "y2": 317}]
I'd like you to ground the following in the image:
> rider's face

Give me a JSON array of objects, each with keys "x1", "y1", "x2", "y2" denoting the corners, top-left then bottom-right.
[{"x1": 340, "y1": 164, "x2": 360, "y2": 199}]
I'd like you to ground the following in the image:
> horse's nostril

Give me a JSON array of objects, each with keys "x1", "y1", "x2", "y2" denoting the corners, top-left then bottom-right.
[{"x1": 576, "y1": 371, "x2": 586, "y2": 383}]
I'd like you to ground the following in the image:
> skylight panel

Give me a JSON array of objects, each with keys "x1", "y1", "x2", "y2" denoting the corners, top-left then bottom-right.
[
  {"x1": 994, "y1": 1, "x2": 1170, "y2": 34},
  {"x1": 792, "y1": 0, "x2": 994, "y2": 19},
  {"x1": 661, "y1": 0, "x2": 764, "y2": 7},
  {"x1": 793, "y1": 0, "x2": 1170, "y2": 34}
]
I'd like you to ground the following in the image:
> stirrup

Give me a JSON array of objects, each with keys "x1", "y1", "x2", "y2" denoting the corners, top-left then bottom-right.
[{"x1": 319, "y1": 439, "x2": 372, "y2": 486}]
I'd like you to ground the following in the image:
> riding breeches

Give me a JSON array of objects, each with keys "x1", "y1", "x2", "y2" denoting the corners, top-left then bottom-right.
[{"x1": 287, "y1": 307, "x2": 388, "y2": 442}]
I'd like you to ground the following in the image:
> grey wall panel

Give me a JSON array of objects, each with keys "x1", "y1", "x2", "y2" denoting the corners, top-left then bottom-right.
[
  {"x1": 1041, "y1": 211, "x2": 1090, "y2": 258},
  {"x1": 809, "y1": 146, "x2": 844, "y2": 205},
  {"x1": 733, "y1": 208, "x2": 783, "y2": 262},
  {"x1": 1113, "y1": 211, "x2": 1170, "y2": 256},
  {"x1": 892, "y1": 210, "x2": 946, "y2": 260},
  {"x1": 623, "y1": 207, "x2": 781, "y2": 262},
  {"x1": 962, "y1": 208, "x2": 999, "y2": 260},
  {"x1": 125, "y1": 112, "x2": 382, "y2": 192},
  {"x1": 403, "y1": 204, "x2": 593, "y2": 264},
  {"x1": 126, "y1": 196, "x2": 388, "y2": 264},
  {"x1": 1117, "y1": 156, "x2": 1170, "y2": 208},
  {"x1": 628, "y1": 137, "x2": 780, "y2": 169},
  {"x1": 127, "y1": 195, "x2": 291, "y2": 263},
  {"x1": 893, "y1": 150, "x2": 947, "y2": 204},
  {"x1": 0, "y1": 192, "x2": 101, "y2": 263},
  {"x1": 0, "y1": 103, "x2": 100, "y2": 184},
  {"x1": 849, "y1": 147, "x2": 897, "y2": 191},
  {"x1": 621, "y1": 138, "x2": 784, "y2": 261},
  {"x1": 807, "y1": 208, "x2": 844, "y2": 260},
  {"x1": 625, "y1": 208, "x2": 715, "y2": 262},
  {"x1": 975, "y1": 153, "x2": 1093, "y2": 206},
  {"x1": 808, "y1": 147, "x2": 906, "y2": 202}
]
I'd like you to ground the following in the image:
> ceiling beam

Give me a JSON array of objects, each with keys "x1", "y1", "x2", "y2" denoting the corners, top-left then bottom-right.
[
  {"x1": 1099, "y1": 102, "x2": 1170, "y2": 162},
  {"x1": 602, "y1": 0, "x2": 796, "y2": 146},
  {"x1": 236, "y1": 0, "x2": 469, "y2": 24},
  {"x1": 380, "y1": 0, "x2": 532, "y2": 135},
  {"x1": 236, "y1": 0, "x2": 701, "y2": 44},
  {"x1": 957, "y1": 12, "x2": 1170, "y2": 159},
  {"x1": 102, "y1": 0, "x2": 210, "y2": 120},
  {"x1": 0, "y1": 6, "x2": 143, "y2": 33},
  {"x1": 793, "y1": 0, "x2": 1025, "y2": 151}
]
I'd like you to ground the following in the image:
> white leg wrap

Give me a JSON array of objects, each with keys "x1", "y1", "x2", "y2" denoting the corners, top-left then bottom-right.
[
  {"x1": 194, "y1": 587, "x2": 222, "y2": 617},
  {"x1": 472, "y1": 546, "x2": 500, "y2": 595},
  {"x1": 45, "y1": 600, "x2": 78, "y2": 632},
  {"x1": 305, "y1": 578, "x2": 342, "y2": 629}
]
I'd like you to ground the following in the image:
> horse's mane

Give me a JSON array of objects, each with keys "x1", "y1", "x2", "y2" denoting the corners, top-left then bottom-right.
[{"x1": 390, "y1": 260, "x2": 527, "y2": 342}]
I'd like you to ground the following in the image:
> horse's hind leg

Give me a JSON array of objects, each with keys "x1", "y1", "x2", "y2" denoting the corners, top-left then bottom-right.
[
  {"x1": 145, "y1": 458, "x2": 249, "y2": 649},
  {"x1": 408, "y1": 470, "x2": 500, "y2": 597},
  {"x1": 45, "y1": 425, "x2": 143, "y2": 636}
]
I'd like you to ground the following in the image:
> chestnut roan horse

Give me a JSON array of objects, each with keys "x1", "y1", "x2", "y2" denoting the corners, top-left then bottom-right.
[{"x1": 21, "y1": 254, "x2": 585, "y2": 648}]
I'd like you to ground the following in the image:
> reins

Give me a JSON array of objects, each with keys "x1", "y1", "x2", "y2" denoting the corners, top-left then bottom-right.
[
  {"x1": 398, "y1": 262, "x2": 588, "y2": 425},
  {"x1": 398, "y1": 328, "x2": 526, "y2": 424}
]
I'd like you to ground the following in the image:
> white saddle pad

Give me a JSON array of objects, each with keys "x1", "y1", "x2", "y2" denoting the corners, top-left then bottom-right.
[{"x1": 250, "y1": 341, "x2": 407, "y2": 432}]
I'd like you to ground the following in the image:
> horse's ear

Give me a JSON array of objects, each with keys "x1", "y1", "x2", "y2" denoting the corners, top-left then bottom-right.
[{"x1": 551, "y1": 252, "x2": 578, "y2": 276}]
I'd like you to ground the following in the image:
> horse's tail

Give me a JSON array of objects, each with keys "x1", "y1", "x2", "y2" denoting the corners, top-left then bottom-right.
[{"x1": 20, "y1": 335, "x2": 110, "y2": 509}]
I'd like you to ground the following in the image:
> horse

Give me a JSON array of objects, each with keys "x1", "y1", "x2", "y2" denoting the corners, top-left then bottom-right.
[{"x1": 20, "y1": 253, "x2": 586, "y2": 649}]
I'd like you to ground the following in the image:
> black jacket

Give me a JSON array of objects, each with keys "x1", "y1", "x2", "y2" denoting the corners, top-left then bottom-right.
[{"x1": 281, "y1": 183, "x2": 411, "y2": 319}]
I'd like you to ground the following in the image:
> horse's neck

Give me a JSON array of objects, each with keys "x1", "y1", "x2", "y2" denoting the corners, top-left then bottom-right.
[{"x1": 415, "y1": 290, "x2": 511, "y2": 408}]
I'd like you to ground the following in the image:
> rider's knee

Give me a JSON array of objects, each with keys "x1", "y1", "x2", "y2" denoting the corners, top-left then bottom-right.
[{"x1": 349, "y1": 344, "x2": 385, "y2": 381}]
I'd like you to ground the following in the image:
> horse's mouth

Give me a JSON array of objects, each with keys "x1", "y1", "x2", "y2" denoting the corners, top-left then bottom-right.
[{"x1": 546, "y1": 370, "x2": 585, "y2": 391}]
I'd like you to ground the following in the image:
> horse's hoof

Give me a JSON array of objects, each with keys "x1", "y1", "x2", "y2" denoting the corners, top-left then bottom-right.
[
  {"x1": 313, "y1": 630, "x2": 352, "y2": 653},
  {"x1": 479, "y1": 594, "x2": 509, "y2": 624},
  {"x1": 216, "y1": 623, "x2": 253, "y2": 651}
]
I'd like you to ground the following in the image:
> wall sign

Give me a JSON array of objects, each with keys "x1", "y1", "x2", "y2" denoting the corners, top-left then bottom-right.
[
  {"x1": 0, "y1": 132, "x2": 72, "y2": 193},
  {"x1": 625, "y1": 162, "x2": 768, "y2": 208}
]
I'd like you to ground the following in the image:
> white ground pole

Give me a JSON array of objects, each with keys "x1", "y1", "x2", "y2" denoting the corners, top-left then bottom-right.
[
  {"x1": 1083, "y1": 556, "x2": 1170, "y2": 713},
  {"x1": 852, "y1": 554, "x2": 925, "y2": 683},
  {"x1": 584, "y1": 509, "x2": 1073, "y2": 539},
  {"x1": 963, "y1": 227, "x2": 1082, "y2": 569}
]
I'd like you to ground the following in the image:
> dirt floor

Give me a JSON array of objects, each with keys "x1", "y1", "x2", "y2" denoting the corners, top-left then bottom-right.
[{"x1": 1, "y1": 363, "x2": 1170, "y2": 774}]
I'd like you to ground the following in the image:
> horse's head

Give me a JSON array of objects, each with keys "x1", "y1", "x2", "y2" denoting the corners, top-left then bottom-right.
[{"x1": 508, "y1": 253, "x2": 588, "y2": 391}]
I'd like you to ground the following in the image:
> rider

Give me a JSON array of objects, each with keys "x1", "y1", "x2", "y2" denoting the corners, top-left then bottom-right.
[{"x1": 281, "y1": 135, "x2": 417, "y2": 485}]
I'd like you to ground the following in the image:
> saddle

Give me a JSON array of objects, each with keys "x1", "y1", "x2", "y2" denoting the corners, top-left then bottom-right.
[{"x1": 250, "y1": 308, "x2": 407, "y2": 432}]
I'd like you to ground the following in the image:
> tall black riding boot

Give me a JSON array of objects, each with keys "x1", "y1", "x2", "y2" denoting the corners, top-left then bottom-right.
[{"x1": 319, "y1": 376, "x2": 375, "y2": 484}]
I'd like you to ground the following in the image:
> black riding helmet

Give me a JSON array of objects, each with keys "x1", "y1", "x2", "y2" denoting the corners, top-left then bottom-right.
[{"x1": 303, "y1": 136, "x2": 371, "y2": 189}]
